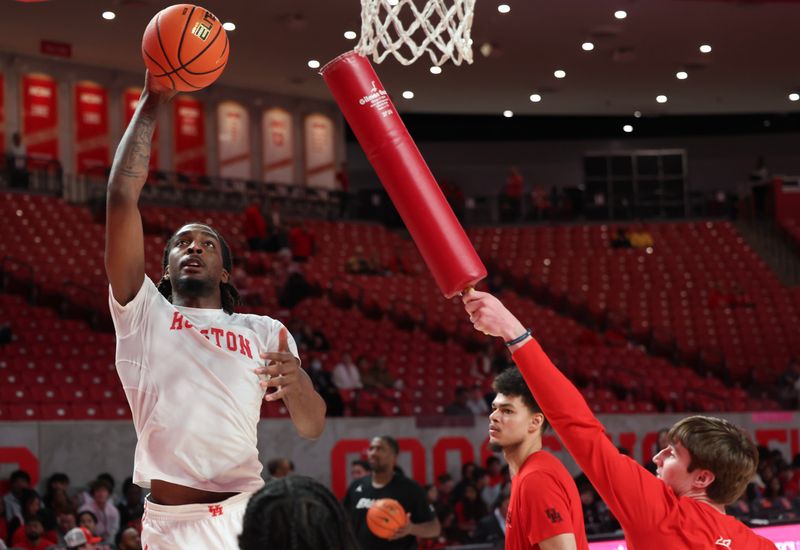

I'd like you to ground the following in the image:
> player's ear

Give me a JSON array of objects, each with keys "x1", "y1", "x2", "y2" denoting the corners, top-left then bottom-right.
[
  {"x1": 164, "y1": 266, "x2": 170, "y2": 279},
  {"x1": 221, "y1": 270, "x2": 230, "y2": 284},
  {"x1": 692, "y1": 469, "x2": 715, "y2": 491},
  {"x1": 529, "y1": 412, "x2": 544, "y2": 434}
]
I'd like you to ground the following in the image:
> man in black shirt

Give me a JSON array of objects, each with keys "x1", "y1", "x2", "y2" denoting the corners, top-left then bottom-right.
[{"x1": 343, "y1": 436, "x2": 440, "y2": 549}]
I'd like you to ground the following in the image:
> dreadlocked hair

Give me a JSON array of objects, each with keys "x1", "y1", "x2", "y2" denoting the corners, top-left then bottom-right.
[
  {"x1": 239, "y1": 476, "x2": 362, "y2": 550},
  {"x1": 158, "y1": 223, "x2": 241, "y2": 314}
]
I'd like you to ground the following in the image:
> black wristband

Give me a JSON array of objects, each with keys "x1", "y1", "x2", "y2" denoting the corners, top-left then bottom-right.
[{"x1": 504, "y1": 328, "x2": 532, "y2": 347}]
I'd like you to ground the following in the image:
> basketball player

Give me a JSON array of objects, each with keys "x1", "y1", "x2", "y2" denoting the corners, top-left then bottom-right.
[
  {"x1": 105, "y1": 76, "x2": 326, "y2": 549},
  {"x1": 489, "y1": 367, "x2": 588, "y2": 550},
  {"x1": 463, "y1": 289, "x2": 776, "y2": 549},
  {"x1": 343, "y1": 436, "x2": 440, "y2": 550}
]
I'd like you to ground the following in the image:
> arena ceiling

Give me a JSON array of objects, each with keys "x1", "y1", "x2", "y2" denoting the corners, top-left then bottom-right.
[{"x1": 3, "y1": 0, "x2": 800, "y2": 116}]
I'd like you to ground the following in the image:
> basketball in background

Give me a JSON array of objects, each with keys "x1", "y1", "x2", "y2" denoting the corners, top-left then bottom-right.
[
  {"x1": 142, "y1": 4, "x2": 229, "y2": 92},
  {"x1": 367, "y1": 498, "x2": 408, "y2": 539}
]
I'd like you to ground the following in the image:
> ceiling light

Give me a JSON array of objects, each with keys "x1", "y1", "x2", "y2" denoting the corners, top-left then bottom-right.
[
  {"x1": 102, "y1": 11, "x2": 115, "y2": 20},
  {"x1": 503, "y1": 110, "x2": 514, "y2": 118},
  {"x1": 222, "y1": 22, "x2": 236, "y2": 31},
  {"x1": 529, "y1": 93, "x2": 542, "y2": 103},
  {"x1": 789, "y1": 93, "x2": 800, "y2": 102},
  {"x1": 633, "y1": 110, "x2": 642, "y2": 118},
  {"x1": 480, "y1": 42, "x2": 493, "y2": 57},
  {"x1": 554, "y1": 69, "x2": 566, "y2": 79},
  {"x1": 614, "y1": 10, "x2": 627, "y2": 19},
  {"x1": 402, "y1": 90, "x2": 414, "y2": 99},
  {"x1": 344, "y1": 30, "x2": 357, "y2": 40},
  {"x1": 656, "y1": 94, "x2": 668, "y2": 104},
  {"x1": 430, "y1": 66, "x2": 442, "y2": 75},
  {"x1": 623, "y1": 124, "x2": 633, "y2": 133},
  {"x1": 307, "y1": 59, "x2": 320, "y2": 69},
  {"x1": 582, "y1": 42, "x2": 594, "y2": 51},
  {"x1": 498, "y1": 4, "x2": 511, "y2": 14},
  {"x1": 676, "y1": 71, "x2": 688, "y2": 80},
  {"x1": 699, "y1": 44, "x2": 712, "y2": 54}
]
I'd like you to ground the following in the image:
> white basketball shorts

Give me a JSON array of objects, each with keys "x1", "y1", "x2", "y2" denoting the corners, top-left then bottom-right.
[{"x1": 142, "y1": 492, "x2": 251, "y2": 550}]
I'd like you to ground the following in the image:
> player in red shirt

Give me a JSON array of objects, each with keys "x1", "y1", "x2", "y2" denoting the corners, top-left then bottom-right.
[
  {"x1": 463, "y1": 289, "x2": 776, "y2": 550},
  {"x1": 489, "y1": 366, "x2": 589, "y2": 550}
]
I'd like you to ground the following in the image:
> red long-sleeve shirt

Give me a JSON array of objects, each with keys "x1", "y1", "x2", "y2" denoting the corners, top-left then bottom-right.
[{"x1": 512, "y1": 339, "x2": 776, "y2": 550}]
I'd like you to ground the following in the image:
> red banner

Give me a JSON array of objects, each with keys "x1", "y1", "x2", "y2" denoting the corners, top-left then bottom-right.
[
  {"x1": 0, "y1": 73, "x2": 5, "y2": 155},
  {"x1": 173, "y1": 95, "x2": 206, "y2": 175},
  {"x1": 74, "y1": 81, "x2": 109, "y2": 176},
  {"x1": 123, "y1": 87, "x2": 159, "y2": 170},
  {"x1": 21, "y1": 73, "x2": 58, "y2": 162}
]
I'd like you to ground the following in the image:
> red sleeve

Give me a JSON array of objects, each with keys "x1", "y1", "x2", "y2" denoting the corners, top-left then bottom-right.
[
  {"x1": 520, "y1": 471, "x2": 575, "y2": 544},
  {"x1": 512, "y1": 339, "x2": 675, "y2": 533}
]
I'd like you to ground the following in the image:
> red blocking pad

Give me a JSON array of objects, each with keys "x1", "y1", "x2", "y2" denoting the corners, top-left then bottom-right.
[{"x1": 321, "y1": 51, "x2": 486, "y2": 298}]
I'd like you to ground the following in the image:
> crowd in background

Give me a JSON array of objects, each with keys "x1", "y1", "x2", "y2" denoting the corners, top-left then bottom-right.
[{"x1": 2, "y1": 442, "x2": 798, "y2": 550}]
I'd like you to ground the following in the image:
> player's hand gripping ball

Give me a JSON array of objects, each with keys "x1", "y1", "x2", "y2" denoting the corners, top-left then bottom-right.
[
  {"x1": 367, "y1": 498, "x2": 408, "y2": 539},
  {"x1": 142, "y1": 4, "x2": 229, "y2": 92}
]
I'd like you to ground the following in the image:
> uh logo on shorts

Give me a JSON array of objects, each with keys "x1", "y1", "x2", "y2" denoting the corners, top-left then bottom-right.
[{"x1": 208, "y1": 504, "x2": 224, "y2": 517}]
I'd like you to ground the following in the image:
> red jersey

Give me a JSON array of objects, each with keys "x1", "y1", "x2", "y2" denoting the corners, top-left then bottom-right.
[
  {"x1": 512, "y1": 340, "x2": 777, "y2": 550},
  {"x1": 506, "y1": 450, "x2": 589, "y2": 550}
]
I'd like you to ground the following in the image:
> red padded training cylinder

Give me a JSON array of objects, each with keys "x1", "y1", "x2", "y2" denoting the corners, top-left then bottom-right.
[{"x1": 321, "y1": 51, "x2": 486, "y2": 298}]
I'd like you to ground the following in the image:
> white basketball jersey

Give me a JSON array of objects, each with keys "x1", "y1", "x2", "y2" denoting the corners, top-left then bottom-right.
[{"x1": 109, "y1": 276, "x2": 297, "y2": 493}]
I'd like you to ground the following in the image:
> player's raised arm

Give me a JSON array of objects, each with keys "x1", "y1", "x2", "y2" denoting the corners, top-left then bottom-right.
[
  {"x1": 105, "y1": 76, "x2": 174, "y2": 305},
  {"x1": 462, "y1": 289, "x2": 670, "y2": 529}
]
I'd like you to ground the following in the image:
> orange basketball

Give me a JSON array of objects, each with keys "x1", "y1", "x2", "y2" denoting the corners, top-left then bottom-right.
[
  {"x1": 367, "y1": 498, "x2": 408, "y2": 539},
  {"x1": 141, "y1": 4, "x2": 229, "y2": 92}
]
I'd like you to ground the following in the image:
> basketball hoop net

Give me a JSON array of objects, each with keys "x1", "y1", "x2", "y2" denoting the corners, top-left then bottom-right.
[{"x1": 355, "y1": 0, "x2": 476, "y2": 66}]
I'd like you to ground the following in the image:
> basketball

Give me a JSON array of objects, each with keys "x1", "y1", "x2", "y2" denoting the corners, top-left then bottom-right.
[
  {"x1": 366, "y1": 499, "x2": 408, "y2": 539},
  {"x1": 141, "y1": 4, "x2": 229, "y2": 92}
]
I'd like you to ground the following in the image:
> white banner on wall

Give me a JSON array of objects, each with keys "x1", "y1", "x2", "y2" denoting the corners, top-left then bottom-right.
[
  {"x1": 304, "y1": 112, "x2": 336, "y2": 189},
  {"x1": 217, "y1": 101, "x2": 251, "y2": 180},
  {"x1": 262, "y1": 108, "x2": 294, "y2": 184},
  {"x1": 1, "y1": 412, "x2": 798, "y2": 501}
]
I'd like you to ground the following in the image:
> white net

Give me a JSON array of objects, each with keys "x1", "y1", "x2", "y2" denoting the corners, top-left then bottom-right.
[{"x1": 355, "y1": 0, "x2": 476, "y2": 66}]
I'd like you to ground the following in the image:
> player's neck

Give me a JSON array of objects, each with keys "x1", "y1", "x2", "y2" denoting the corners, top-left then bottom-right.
[
  {"x1": 372, "y1": 468, "x2": 395, "y2": 488},
  {"x1": 685, "y1": 490, "x2": 726, "y2": 513},
  {"x1": 503, "y1": 437, "x2": 542, "y2": 477}
]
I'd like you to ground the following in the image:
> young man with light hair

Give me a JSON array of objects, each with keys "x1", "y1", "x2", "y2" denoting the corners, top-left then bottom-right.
[{"x1": 463, "y1": 289, "x2": 776, "y2": 549}]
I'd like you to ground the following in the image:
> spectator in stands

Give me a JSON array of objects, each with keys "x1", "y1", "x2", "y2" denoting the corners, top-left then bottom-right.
[
  {"x1": 43, "y1": 474, "x2": 73, "y2": 512},
  {"x1": 424, "y1": 484, "x2": 439, "y2": 511},
  {"x1": 473, "y1": 490, "x2": 509, "y2": 547},
  {"x1": 351, "y1": 460, "x2": 370, "y2": 481},
  {"x1": 288, "y1": 222, "x2": 315, "y2": 262},
  {"x1": 54, "y1": 511, "x2": 77, "y2": 546},
  {"x1": 267, "y1": 458, "x2": 293, "y2": 480},
  {"x1": 274, "y1": 247, "x2": 313, "y2": 309},
  {"x1": 116, "y1": 478, "x2": 143, "y2": 534},
  {"x1": 576, "y1": 480, "x2": 618, "y2": 535},
  {"x1": 4, "y1": 470, "x2": 31, "y2": 522},
  {"x1": 116, "y1": 526, "x2": 142, "y2": 550},
  {"x1": 501, "y1": 167, "x2": 524, "y2": 222},
  {"x1": 361, "y1": 356, "x2": 395, "y2": 390},
  {"x1": 309, "y1": 357, "x2": 344, "y2": 417},
  {"x1": 13, "y1": 517, "x2": 54, "y2": 550},
  {"x1": 777, "y1": 358, "x2": 800, "y2": 409},
  {"x1": 435, "y1": 474, "x2": 455, "y2": 508},
  {"x1": 76, "y1": 511, "x2": 99, "y2": 541},
  {"x1": 266, "y1": 202, "x2": 290, "y2": 251},
  {"x1": 332, "y1": 353, "x2": 362, "y2": 391},
  {"x1": 345, "y1": 246, "x2": 378, "y2": 275},
  {"x1": 60, "y1": 526, "x2": 102, "y2": 550},
  {"x1": 449, "y1": 463, "x2": 477, "y2": 506},
  {"x1": 243, "y1": 203, "x2": 269, "y2": 252},
  {"x1": 610, "y1": 227, "x2": 631, "y2": 249},
  {"x1": 444, "y1": 388, "x2": 473, "y2": 416},
  {"x1": 749, "y1": 156, "x2": 770, "y2": 217},
  {"x1": 465, "y1": 386, "x2": 489, "y2": 416},
  {"x1": 453, "y1": 483, "x2": 487, "y2": 540},
  {"x1": 384, "y1": 246, "x2": 410, "y2": 276},
  {"x1": 7, "y1": 132, "x2": 29, "y2": 189},
  {"x1": 77, "y1": 480, "x2": 118, "y2": 544},
  {"x1": 7, "y1": 489, "x2": 43, "y2": 545},
  {"x1": 239, "y1": 475, "x2": 360, "y2": 550}
]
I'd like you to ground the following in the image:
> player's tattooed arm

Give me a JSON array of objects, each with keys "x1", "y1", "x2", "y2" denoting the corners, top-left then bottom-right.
[{"x1": 105, "y1": 73, "x2": 175, "y2": 306}]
